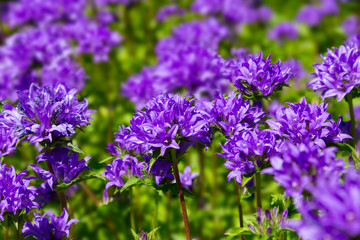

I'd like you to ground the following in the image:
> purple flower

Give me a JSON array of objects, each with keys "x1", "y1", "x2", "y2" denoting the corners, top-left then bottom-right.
[
  {"x1": 342, "y1": 15, "x2": 359, "y2": 38},
  {"x1": 266, "y1": 97, "x2": 351, "y2": 148},
  {"x1": 248, "y1": 207, "x2": 288, "y2": 238},
  {"x1": 219, "y1": 127, "x2": 282, "y2": 184},
  {"x1": 30, "y1": 147, "x2": 91, "y2": 190},
  {"x1": 35, "y1": 182, "x2": 57, "y2": 206},
  {"x1": 117, "y1": 94, "x2": 212, "y2": 156},
  {"x1": 0, "y1": 127, "x2": 18, "y2": 157},
  {"x1": 263, "y1": 142, "x2": 345, "y2": 197},
  {"x1": 156, "y1": 5, "x2": 185, "y2": 22},
  {"x1": 102, "y1": 155, "x2": 147, "y2": 190},
  {"x1": 287, "y1": 168, "x2": 360, "y2": 240},
  {"x1": 94, "y1": 0, "x2": 138, "y2": 6},
  {"x1": 211, "y1": 91, "x2": 265, "y2": 136},
  {"x1": 0, "y1": 83, "x2": 94, "y2": 145},
  {"x1": 149, "y1": 159, "x2": 174, "y2": 186},
  {"x1": 225, "y1": 53, "x2": 294, "y2": 98},
  {"x1": 268, "y1": 22, "x2": 299, "y2": 42},
  {"x1": 179, "y1": 166, "x2": 199, "y2": 190},
  {"x1": 296, "y1": 5, "x2": 324, "y2": 26},
  {"x1": 283, "y1": 59, "x2": 307, "y2": 84},
  {"x1": 309, "y1": 45, "x2": 360, "y2": 101},
  {"x1": 22, "y1": 209, "x2": 79, "y2": 240},
  {"x1": 0, "y1": 163, "x2": 39, "y2": 221}
]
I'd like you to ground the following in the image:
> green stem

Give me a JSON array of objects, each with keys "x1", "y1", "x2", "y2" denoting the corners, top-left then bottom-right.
[
  {"x1": 166, "y1": 192, "x2": 171, "y2": 240},
  {"x1": 129, "y1": 188, "x2": 136, "y2": 231},
  {"x1": 235, "y1": 181, "x2": 245, "y2": 240},
  {"x1": 4, "y1": 218, "x2": 8, "y2": 240},
  {"x1": 255, "y1": 173, "x2": 262, "y2": 209},
  {"x1": 347, "y1": 93, "x2": 357, "y2": 144},
  {"x1": 153, "y1": 191, "x2": 159, "y2": 230},
  {"x1": 171, "y1": 149, "x2": 191, "y2": 240},
  {"x1": 16, "y1": 220, "x2": 23, "y2": 240}
]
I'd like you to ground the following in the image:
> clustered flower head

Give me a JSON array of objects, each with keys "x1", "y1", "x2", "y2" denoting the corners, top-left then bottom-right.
[
  {"x1": 288, "y1": 168, "x2": 360, "y2": 240},
  {"x1": 296, "y1": 0, "x2": 339, "y2": 27},
  {"x1": 116, "y1": 94, "x2": 212, "y2": 156},
  {"x1": 263, "y1": 142, "x2": 345, "y2": 197},
  {"x1": 211, "y1": 91, "x2": 265, "y2": 137},
  {"x1": 219, "y1": 127, "x2": 282, "y2": 184},
  {"x1": 30, "y1": 147, "x2": 91, "y2": 190},
  {"x1": 102, "y1": 155, "x2": 147, "y2": 190},
  {"x1": 225, "y1": 52, "x2": 294, "y2": 98},
  {"x1": 191, "y1": 0, "x2": 273, "y2": 24},
  {"x1": 22, "y1": 209, "x2": 79, "y2": 240},
  {"x1": 0, "y1": 127, "x2": 18, "y2": 157},
  {"x1": 0, "y1": 83, "x2": 94, "y2": 145},
  {"x1": 266, "y1": 97, "x2": 351, "y2": 148},
  {"x1": 147, "y1": 158, "x2": 174, "y2": 186},
  {"x1": 247, "y1": 207, "x2": 288, "y2": 238},
  {"x1": 309, "y1": 45, "x2": 360, "y2": 101},
  {"x1": 0, "y1": 163, "x2": 39, "y2": 221}
]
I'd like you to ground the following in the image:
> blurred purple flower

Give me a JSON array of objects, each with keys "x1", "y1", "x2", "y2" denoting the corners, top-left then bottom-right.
[
  {"x1": 342, "y1": 15, "x2": 359, "y2": 37},
  {"x1": 296, "y1": 5, "x2": 324, "y2": 26},
  {"x1": 0, "y1": 163, "x2": 39, "y2": 221},
  {"x1": 309, "y1": 45, "x2": 360, "y2": 101},
  {"x1": 283, "y1": 59, "x2": 307, "y2": 84},
  {"x1": 22, "y1": 209, "x2": 78, "y2": 240},
  {"x1": 268, "y1": 22, "x2": 298, "y2": 42},
  {"x1": 179, "y1": 166, "x2": 199, "y2": 190},
  {"x1": 30, "y1": 147, "x2": 91, "y2": 190},
  {"x1": 156, "y1": 5, "x2": 185, "y2": 22}
]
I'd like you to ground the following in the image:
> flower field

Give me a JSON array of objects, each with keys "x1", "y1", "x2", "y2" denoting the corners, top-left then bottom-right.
[{"x1": 1, "y1": 0, "x2": 360, "y2": 239}]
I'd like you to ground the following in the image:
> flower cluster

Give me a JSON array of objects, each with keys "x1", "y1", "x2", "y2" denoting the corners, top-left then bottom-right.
[
  {"x1": 156, "y1": 5, "x2": 185, "y2": 22},
  {"x1": 22, "y1": 209, "x2": 78, "y2": 240},
  {"x1": 0, "y1": 127, "x2": 18, "y2": 157},
  {"x1": 117, "y1": 94, "x2": 212, "y2": 156},
  {"x1": 30, "y1": 147, "x2": 91, "y2": 190},
  {"x1": 211, "y1": 91, "x2": 265, "y2": 136},
  {"x1": 0, "y1": 83, "x2": 94, "y2": 145},
  {"x1": 103, "y1": 155, "x2": 147, "y2": 190},
  {"x1": 263, "y1": 142, "x2": 345, "y2": 197},
  {"x1": 219, "y1": 128, "x2": 282, "y2": 184},
  {"x1": 268, "y1": 22, "x2": 299, "y2": 42},
  {"x1": 309, "y1": 45, "x2": 360, "y2": 101},
  {"x1": 191, "y1": 0, "x2": 273, "y2": 24},
  {"x1": 296, "y1": 0, "x2": 339, "y2": 27},
  {"x1": 288, "y1": 168, "x2": 360, "y2": 240},
  {"x1": 0, "y1": 163, "x2": 38, "y2": 221},
  {"x1": 266, "y1": 97, "x2": 351, "y2": 148},
  {"x1": 247, "y1": 207, "x2": 288, "y2": 238},
  {"x1": 225, "y1": 53, "x2": 294, "y2": 98},
  {"x1": 148, "y1": 158, "x2": 174, "y2": 186}
]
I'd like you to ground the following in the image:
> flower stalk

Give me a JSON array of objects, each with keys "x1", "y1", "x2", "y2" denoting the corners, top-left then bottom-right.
[
  {"x1": 235, "y1": 180, "x2": 245, "y2": 240},
  {"x1": 347, "y1": 93, "x2": 357, "y2": 143},
  {"x1": 255, "y1": 172, "x2": 262, "y2": 209},
  {"x1": 153, "y1": 191, "x2": 159, "y2": 230},
  {"x1": 171, "y1": 149, "x2": 191, "y2": 240}
]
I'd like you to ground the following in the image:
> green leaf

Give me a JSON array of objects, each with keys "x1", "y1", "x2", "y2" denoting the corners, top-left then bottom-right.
[
  {"x1": 130, "y1": 229, "x2": 139, "y2": 239},
  {"x1": 148, "y1": 156, "x2": 158, "y2": 172},
  {"x1": 225, "y1": 227, "x2": 254, "y2": 236},
  {"x1": 99, "y1": 156, "x2": 117, "y2": 164},
  {"x1": 67, "y1": 142, "x2": 84, "y2": 154},
  {"x1": 121, "y1": 177, "x2": 145, "y2": 192},
  {"x1": 55, "y1": 174, "x2": 105, "y2": 192},
  {"x1": 154, "y1": 183, "x2": 194, "y2": 197}
]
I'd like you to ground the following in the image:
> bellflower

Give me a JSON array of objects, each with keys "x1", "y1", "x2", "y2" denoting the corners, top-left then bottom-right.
[
  {"x1": 179, "y1": 166, "x2": 199, "y2": 190},
  {"x1": 219, "y1": 127, "x2": 282, "y2": 184},
  {"x1": 248, "y1": 207, "x2": 288, "y2": 238},
  {"x1": 268, "y1": 22, "x2": 299, "y2": 42},
  {"x1": 226, "y1": 52, "x2": 294, "y2": 98},
  {"x1": 266, "y1": 97, "x2": 351, "y2": 148},
  {"x1": 283, "y1": 59, "x2": 307, "y2": 84},
  {"x1": 0, "y1": 83, "x2": 94, "y2": 145},
  {"x1": 0, "y1": 127, "x2": 18, "y2": 157},
  {"x1": 156, "y1": 5, "x2": 185, "y2": 22},
  {"x1": 296, "y1": 5, "x2": 324, "y2": 27},
  {"x1": 342, "y1": 15, "x2": 359, "y2": 38},
  {"x1": 22, "y1": 209, "x2": 79, "y2": 240},
  {"x1": 102, "y1": 155, "x2": 147, "y2": 190},
  {"x1": 148, "y1": 158, "x2": 174, "y2": 186},
  {"x1": 309, "y1": 45, "x2": 360, "y2": 101},
  {"x1": 263, "y1": 142, "x2": 345, "y2": 197},
  {"x1": 30, "y1": 147, "x2": 91, "y2": 190},
  {"x1": 211, "y1": 91, "x2": 265, "y2": 136},
  {"x1": 288, "y1": 168, "x2": 360, "y2": 240},
  {"x1": 0, "y1": 163, "x2": 39, "y2": 221},
  {"x1": 118, "y1": 94, "x2": 212, "y2": 156}
]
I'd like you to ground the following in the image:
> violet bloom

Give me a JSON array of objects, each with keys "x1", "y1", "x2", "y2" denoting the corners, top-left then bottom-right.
[
  {"x1": 0, "y1": 83, "x2": 94, "y2": 145},
  {"x1": 219, "y1": 127, "x2": 282, "y2": 184},
  {"x1": 225, "y1": 53, "x2": 294, "y2": 98},
  {"x1": 296, "y1": 5, "x2": 324, "y2": 27},
  {"x1": 309, "y1": 45, "x2": 360, "y2": 101},
  {"x1": 266, "y1": 97, "x2": 351, "y2": 148},
  {"x1": 22, "y1": 209, "x2": 78, "y2": 240},
  {"x1": 342, "y1": 15, "x2": 359, "y2": 37},
  {"x1": 30, "y1": 147, "x2": 91, "y2": 190},
  {"x1": 263, "y1": 142, "x2": 345, "y2": 197},
  {"x1": 156, "y1": 5, "x2": 185, "y2": 22},
  {"x1": 248, "y1": 207, "x2": 288, "y2": 238},
  {"x1": 102, "y1": 155, "x2": 147, "y2": 190},
  {"x1": 211, "y1": 91, "x2": 265, "y2": 136},
  {"x1": 119, "y1": 94, "x2": 212, "y2": 156},
  {"x1": 268, "y1": 22, "x2": 299, "y2": 42},
  {"x1": 288, "y1": 168, "x2": 360, "y2": 240},
  {"x1": 179, "y1": 166, "x2": 199, "y2": 190},
  {"x1": 94, "y1": 0, "x2": 138, "y2": 6},
  {"x1": 0, "y1": 163, "x2": 39, "y2": 221},
  {"x1": 0, "y1": 127, "x2": 18, "y2": 157},
  {"x1": 149, "y1": 159, "x2": 174, "y2": 186},
  {"x1": 283, "y1": 59, "x2": 307, "y2": 84}
]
